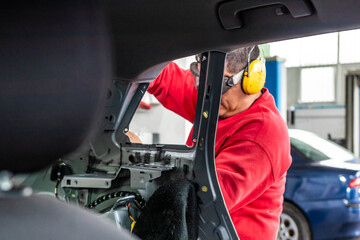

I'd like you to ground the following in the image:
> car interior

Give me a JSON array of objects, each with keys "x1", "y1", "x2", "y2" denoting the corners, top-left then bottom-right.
[{"x1": 1, "y1": 1, "x2": 360, "y2": 240}]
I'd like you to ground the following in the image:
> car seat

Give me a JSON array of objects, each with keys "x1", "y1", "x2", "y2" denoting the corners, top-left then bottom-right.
[{"x1": 0, "y1": 2, "x2": 136, "y2": 240}]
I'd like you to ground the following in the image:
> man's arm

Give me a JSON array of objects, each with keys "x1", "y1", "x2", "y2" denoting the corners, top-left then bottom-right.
[
  {"x1": 147, "y1": 62, "x2": 198, "y2": 123},
  {"x1": 215, "y1": 139, "x2": 274, "y2": 212}
]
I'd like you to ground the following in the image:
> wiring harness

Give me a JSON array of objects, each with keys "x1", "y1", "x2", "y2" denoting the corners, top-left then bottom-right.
[
  {"x1": 86, "y1": 191, "x2": 145, "y2": 210},
  {"x1": 87, "y1": 191, "x2": 145, "y2": 232}
]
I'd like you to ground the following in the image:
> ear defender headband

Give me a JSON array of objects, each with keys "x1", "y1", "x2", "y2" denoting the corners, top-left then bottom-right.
[{"x1": 240, "y1": 46, "x2": 266, "y2": 95}]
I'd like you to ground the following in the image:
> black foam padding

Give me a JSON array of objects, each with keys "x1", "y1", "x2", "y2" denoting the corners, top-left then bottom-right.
[
  {"x1": 133, "y1": 179, "x2": 198, "y2": 240},
  {"x1": 0, "y1": 2, "x2": 111, "y2": 173},
  {"x1": 0, "y1": 194, "x2": 138, "y2": 240}
]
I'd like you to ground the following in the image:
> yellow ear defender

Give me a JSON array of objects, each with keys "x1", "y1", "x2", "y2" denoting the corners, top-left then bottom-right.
[{"x1": 241, "y1": 47, "x2": 266, "y2": 95}]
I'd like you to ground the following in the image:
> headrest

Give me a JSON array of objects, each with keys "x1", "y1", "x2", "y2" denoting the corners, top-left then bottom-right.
[{"x1": 0, "y1": 2, "x2": 111, "y2": 173}]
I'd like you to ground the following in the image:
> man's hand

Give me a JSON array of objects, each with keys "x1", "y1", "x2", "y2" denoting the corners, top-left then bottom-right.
[{"x1": 125, "y1": 131, "x2": 142, "y2": 144}]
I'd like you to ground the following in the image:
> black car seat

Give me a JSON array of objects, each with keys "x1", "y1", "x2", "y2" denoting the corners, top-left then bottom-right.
[{"x1": 0, "y1": 2, "x2": 136, "y2": 240}]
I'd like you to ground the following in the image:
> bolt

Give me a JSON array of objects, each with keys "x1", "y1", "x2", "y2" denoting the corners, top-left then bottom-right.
[
  {"x1": 203, "y1": 111, "x2": 208, "y2": 118},
  {"x1": 199, "y1": 138, "x2": 204, "y2": 148},
  {"x1": 201, "y1": 186, "x2": 208, "y2": 192}
]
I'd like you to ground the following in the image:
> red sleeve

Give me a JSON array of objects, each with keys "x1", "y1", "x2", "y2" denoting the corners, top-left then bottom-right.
[
  {"x1": 147, "y1": 62, "x2": 198, "y2": 123},
  {"x1": 216, "y1": 139, "x2": 275, "y2": 212}
]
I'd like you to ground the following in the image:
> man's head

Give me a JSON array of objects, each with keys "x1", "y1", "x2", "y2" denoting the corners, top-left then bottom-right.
[
  {"x1": 221, "y1": 45, "x2": 265, "y2": 118},
  {"x1": 225, "y1": 45, "x2": 260, "y2": 75},
  {"x1": 191, "y1": 45, "x2": 265, "y2": 118},
  {"x1": 192, "y1": 46, "x2": 262, "y2": 94}
]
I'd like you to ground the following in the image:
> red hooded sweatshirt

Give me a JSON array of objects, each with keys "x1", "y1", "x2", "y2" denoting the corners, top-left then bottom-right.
[{"x1": 147, "y1": 62, "x2": 292, "y2": 240}]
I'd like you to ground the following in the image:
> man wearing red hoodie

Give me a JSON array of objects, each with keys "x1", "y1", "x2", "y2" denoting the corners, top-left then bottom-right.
[{"x1": 147, "y1": 46, "x2": 292, "y2": 240}]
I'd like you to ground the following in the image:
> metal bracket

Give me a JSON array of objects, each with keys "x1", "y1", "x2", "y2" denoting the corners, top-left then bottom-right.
[
  {"x1": 122, "y1": 164, "x2": 173, "y2": 189},
  {"x1": 61, "y1": 174, "x2": 113, "y2": 189},
  {"x1": 78, "y1": 189, "x2": 89, "y2": 206}
]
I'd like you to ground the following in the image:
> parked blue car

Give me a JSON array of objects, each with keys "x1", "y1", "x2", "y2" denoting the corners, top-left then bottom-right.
[{"x1": 278, "y1": 129, "x2": 360, "y2": 240}]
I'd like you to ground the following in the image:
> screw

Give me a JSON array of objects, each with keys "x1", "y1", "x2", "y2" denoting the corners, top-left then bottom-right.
[
  {"x1": 201, "y1": 186, "x2": 208, "y2": 192},
  {"x1": 74, "y1": 180, "x2": 78, "y2": 185}
]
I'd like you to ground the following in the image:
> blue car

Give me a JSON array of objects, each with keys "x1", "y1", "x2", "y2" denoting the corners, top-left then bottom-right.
[{"x1": 278, "y1": 129, "x2": 360, "y2": 240}]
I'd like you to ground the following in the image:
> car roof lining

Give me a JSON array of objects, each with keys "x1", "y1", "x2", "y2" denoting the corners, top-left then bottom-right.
[{"x1": 106, "y1": 0, "x2": 360, "y2": 82}]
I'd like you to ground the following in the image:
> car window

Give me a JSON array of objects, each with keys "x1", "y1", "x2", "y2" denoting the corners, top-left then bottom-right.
[
  {"x1": 290, "y1": 130, "x2": 354, "y2": 161},
  {"x1": 128, "y1": 91, "x2": 193, "y2": 145},
  {"x1": 291, "y1": 137, "x2": 329, "y2": 161},
  {"x1": 128, "y1": 56, "x2": 195, "y2": 145}
]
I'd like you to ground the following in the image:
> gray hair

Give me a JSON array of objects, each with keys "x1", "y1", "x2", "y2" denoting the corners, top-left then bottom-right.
[{"x1": 225, "y1": 45, "x2": 260, "y2": 74}]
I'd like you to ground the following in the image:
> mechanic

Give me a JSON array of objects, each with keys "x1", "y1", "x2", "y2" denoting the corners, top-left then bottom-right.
[{"x1": 147, "y1": 46, "x2": 292, "y2": 240}]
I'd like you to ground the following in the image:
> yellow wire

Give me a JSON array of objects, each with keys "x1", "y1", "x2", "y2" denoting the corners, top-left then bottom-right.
[
  {"x1": 130, "y1": 220, "x2": 136, "y2": 232},
  {"x1": 127, "y1": 203, "x2": 136, "y2": 232}
]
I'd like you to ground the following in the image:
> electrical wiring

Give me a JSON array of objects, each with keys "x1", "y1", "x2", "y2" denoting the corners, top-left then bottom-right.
[
  {"x1": 127, "y1": 203, "x2": 137, "y2": 232},
  {"x1": 86, "y1": 191, "x2": 145, "y2": 210},
  {"x1": 87, "y1": 191, "x2": 144, "y2": 232}
]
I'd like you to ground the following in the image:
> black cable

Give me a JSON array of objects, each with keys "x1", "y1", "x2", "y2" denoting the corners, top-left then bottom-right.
[{"x1": 86, "y1": 191, "x2": 145, "y2": 210}]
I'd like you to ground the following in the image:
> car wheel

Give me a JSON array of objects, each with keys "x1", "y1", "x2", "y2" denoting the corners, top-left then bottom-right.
[{"x1": 277, "y1": 202, "x2": 312, "y2": 240}]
